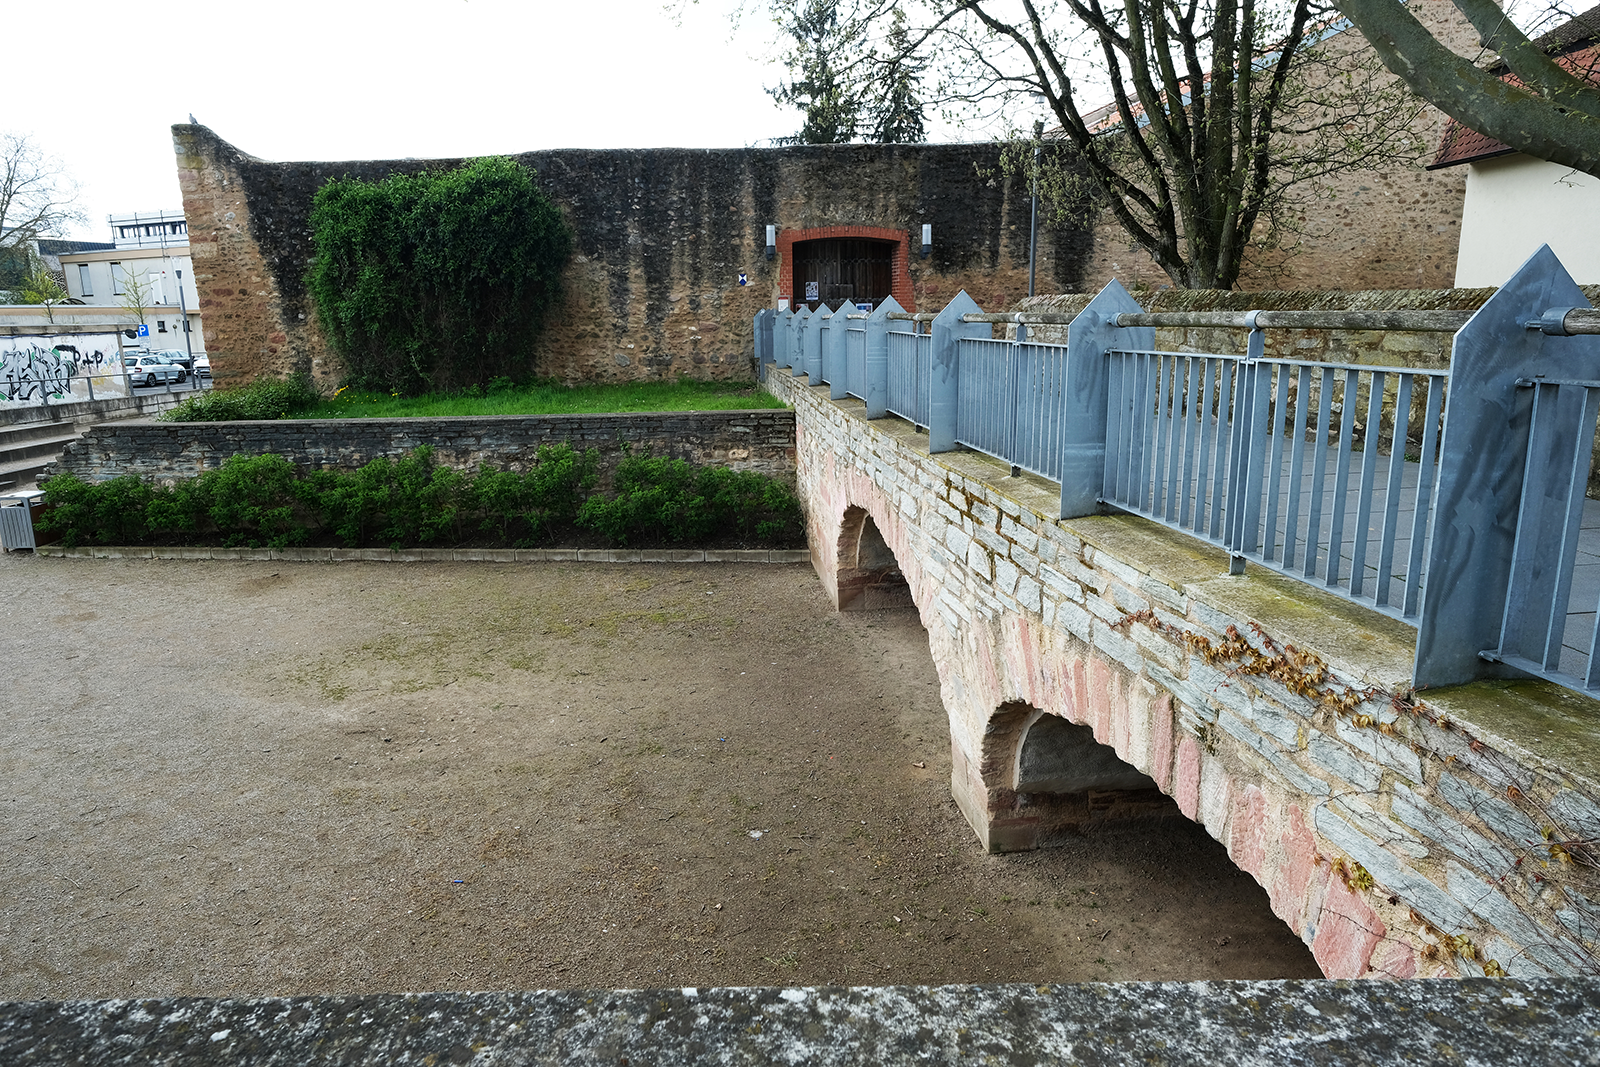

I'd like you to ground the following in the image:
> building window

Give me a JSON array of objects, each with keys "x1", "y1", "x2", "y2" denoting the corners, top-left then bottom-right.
[
  {"x1": 111, "y1": 263, "x2": 125, "y2": 295},
  {"x1": 157, "y1": 320, "x2": 167, "y2": 333},
  {"x1": 78, "y1": 264, "x2": 92, "y2": 296}
]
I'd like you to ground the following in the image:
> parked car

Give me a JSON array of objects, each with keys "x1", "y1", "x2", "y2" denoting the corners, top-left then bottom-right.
[
  {"x1": 192, "y1": 354, "x2": 211, "y2": 379},
  {"x1": 154, "y1": 348, "x2": 195, "y2": 371},
  {"x1": 124, "y1": 354, "x2": 187, "y2": 387}
]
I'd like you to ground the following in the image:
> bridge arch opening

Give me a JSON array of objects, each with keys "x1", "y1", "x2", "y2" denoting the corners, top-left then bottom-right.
[
  {"x1": 835, "y1": 506, "x2": 914, "y2": 611},
  {"x1": 981, "y1": 702, "x2": 1177, "y2": 853}
]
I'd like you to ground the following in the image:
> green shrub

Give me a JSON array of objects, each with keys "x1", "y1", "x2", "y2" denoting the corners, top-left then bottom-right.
[
  {"x1": 39, "y1": 474, "x2": 155, "y2": 548},
  {"x1": 576, "y1": 452, "x2": 803, "y2": 546},
  {"x1": 307, "y1": 156, "x2": 573, "y2": 396},
  {"x1": 160, "y1": 374, "x2": 322, "y2": 422},
  {"x1": 38, "y1": 448, "x2": 797, "y2": 550}
]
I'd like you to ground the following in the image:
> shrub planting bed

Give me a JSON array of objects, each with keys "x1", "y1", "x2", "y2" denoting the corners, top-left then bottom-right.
[{"x1": 39, "y1": 446, "x2": 804, "y2": 551}]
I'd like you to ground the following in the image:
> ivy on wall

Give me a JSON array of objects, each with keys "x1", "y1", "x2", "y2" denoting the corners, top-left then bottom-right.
[{"x1": 307, "y1": 156, "x2": 573, "y2": 395}]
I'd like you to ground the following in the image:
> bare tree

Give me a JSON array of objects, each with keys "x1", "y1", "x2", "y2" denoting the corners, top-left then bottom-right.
[
  {"x1": 0, "y1": 134, "x2": 84, "y2": 270},
  {"x1": 745, "y1": 0, "x2": 1430, "y2": 289},
  {"x1": 1339, "y1": 0, "x2": 1600, "y2": 177}
]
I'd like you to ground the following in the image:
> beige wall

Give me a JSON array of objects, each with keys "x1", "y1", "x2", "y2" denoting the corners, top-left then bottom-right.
[{"x1": 1454, "y1": 154, "x2": 1600, "y2": 287}]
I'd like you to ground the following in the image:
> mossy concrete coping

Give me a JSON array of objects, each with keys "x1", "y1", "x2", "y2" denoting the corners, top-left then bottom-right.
[{"x1": 3, "y1": 979, "x2": 1597, "y2": 1065}]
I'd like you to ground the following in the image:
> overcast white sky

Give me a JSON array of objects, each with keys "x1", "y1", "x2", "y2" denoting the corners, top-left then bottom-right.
[{"x1": 14, "y1": 0, "x2": 973, "y2": 243}]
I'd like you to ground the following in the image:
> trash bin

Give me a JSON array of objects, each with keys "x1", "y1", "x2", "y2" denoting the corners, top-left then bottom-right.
[{"x1": 0, "y1": 490, "x2": 45, "y2": 552}]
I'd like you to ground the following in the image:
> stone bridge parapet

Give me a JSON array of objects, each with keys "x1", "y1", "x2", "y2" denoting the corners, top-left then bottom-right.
[{"x1": 766, "y1": 368, "x2": 1600, "y2": 981}]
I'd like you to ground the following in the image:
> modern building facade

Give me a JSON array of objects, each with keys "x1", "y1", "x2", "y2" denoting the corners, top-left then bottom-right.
[{"x1": 57, "y1": 210, "x2": 203, "y2": 351}]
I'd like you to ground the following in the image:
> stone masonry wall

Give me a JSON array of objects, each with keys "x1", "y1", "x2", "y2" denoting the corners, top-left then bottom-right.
[
  {"x1": 47, "y1": 410, "x2": 796, "y2": 487},
  {"x1": 766, "y1": 368, "x2": 1600, "y2": 981},
  {"x1": 173, "y1": 127, "x2": 1096, "y2": 391}
]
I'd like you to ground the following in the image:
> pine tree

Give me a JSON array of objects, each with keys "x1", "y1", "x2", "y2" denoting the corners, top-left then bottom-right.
[
  {"x1": 867, "y1": 10, "x2": 926, "y2": 144},
  {"x1": 769, "y1": 0, "x2": 860, "y2": 145}
]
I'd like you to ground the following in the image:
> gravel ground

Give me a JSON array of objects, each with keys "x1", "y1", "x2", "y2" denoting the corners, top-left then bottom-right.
[{"x1": 0, "y1": 554, "x2": 1318, "y2": 999}]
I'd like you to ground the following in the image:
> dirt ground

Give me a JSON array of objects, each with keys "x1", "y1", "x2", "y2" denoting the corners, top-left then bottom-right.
[{"x1": 0, "y1": 556, "x2": 1320, "y2": 1000}]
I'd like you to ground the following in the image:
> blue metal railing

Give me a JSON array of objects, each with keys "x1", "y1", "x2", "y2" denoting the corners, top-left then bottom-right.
[
  {"x1": 1103, "y1": 348, "x2": 1448, "y2": 622},
  {"x1": 751, "y1": 247, "x2": 1600, "y2": 698},
  {"x1": 955, "y1": 334, "x2": 1070, "y2": 481},
  {"x1": 887, "y1": 326, "x2": 930, "y2": 429}
]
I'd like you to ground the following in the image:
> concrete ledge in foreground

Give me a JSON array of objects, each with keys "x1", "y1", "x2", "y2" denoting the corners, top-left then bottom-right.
[{"x1": 3, "y1": 979, "x2": 1599, "y2": 1065}]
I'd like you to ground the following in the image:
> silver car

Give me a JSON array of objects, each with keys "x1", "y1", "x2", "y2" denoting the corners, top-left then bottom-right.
[{"x1": 125, "y1": 354, "x2": 187, "y2": 387}]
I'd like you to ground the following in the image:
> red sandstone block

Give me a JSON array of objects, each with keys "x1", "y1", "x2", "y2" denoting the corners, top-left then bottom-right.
[{"x1": 1310, "y1": 872, "x2": 1386, "y2": 979}]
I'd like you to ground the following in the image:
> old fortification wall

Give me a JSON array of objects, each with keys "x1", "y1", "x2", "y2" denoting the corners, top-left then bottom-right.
[
  {"x1": 769, "y1": 368, "x2": 1600, "y2": 981},
  {"x1": 174, "y1": 128, "x2": 1096, "y2": 391},
  {"x1": 48, "y1": 410, "x2": 795, "y2": 486}
]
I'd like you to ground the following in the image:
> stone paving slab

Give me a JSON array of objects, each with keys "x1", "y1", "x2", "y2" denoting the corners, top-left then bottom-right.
[
  {"x1": 31, "y1": 546, "x2": 811, "y2": 565},
  {"x1": 2, "y1": 979, "x2": 1596, "y2": 1065}
]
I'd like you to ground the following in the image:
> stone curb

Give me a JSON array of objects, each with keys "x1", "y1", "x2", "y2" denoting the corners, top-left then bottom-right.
[{"x1": 31, "y1": 545, "x2": 812, "y2": 565}]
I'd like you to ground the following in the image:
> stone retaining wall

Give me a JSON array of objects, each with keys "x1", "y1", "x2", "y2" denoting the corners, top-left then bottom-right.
[
  {"x1": 46, "y1": 410, "x2": 796, "y2": 485},
  {"x1": 768, "y1": 369, "x2": 1600, "y2": 981}
]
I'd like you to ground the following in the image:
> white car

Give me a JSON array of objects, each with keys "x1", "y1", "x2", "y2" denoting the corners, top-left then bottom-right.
[
  {"x1": 193, "y1": 354, "x2": 211, "y2": 379},
  {"x1": 125, "y1": 354, "x2": 187, "y2": 387}
]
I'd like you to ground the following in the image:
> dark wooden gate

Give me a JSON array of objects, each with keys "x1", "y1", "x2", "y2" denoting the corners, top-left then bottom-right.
[{"x1": 792, "y1": 238, "x2": 894, "y2": 311}]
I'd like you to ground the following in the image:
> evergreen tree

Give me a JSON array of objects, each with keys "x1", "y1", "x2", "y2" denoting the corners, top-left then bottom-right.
[
  {"x1": 866, "y1": 10, "x2": 926, "y2": 144},
  {"x1": 769, "y1": 0, "x2": 860, "y2": 145}
]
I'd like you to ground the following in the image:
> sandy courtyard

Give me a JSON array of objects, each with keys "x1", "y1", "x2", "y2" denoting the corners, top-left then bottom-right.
[{"x1": 0, "y1": 555, "x2": 1317, "y2": 999}]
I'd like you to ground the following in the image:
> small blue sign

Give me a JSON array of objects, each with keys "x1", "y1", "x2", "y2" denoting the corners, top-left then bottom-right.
[
  {"x1": 856, "y1": 301, "x2": 874, "y2": 313},
  {"x1": 738, "y1": 272, "x2": 748, "y2": 287},
  {"x1": 137, "y1": 324, "x2": 149, "y2": 337}
]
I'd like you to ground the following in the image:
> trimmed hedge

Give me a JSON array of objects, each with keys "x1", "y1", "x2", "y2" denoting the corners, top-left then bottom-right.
[{"x1": 39, "y1": 447, "x2": 804, "y2": 551}]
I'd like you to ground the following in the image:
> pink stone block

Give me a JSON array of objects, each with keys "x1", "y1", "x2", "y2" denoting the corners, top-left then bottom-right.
[
  {"x1": 1150, "y1": 695, "x2": 1175, "y2": 792},
  {"x1": 1271, "y1": 803, "x2": 1320, "y2": 932},
  {"x1": 1230, "y1": 785, "x2": 1269, "y2": 880},
  {"x1": 1369, "y1": 936, "x2": 1419, "y2": 979},
  {"x1": 1311, "y1": 873, "x2": 1386, "y2": 979},
  {"x1": 1090, "y1": 658, "x2": 1112, "y2": 740},
  {"x1": 1175, "y1": 735, "x2": 1201, "y2": 820}
]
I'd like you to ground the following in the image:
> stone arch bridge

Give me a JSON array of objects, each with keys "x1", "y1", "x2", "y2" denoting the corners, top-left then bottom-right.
[{"x1": 760, "y1": 253, "x2": 1600, "y2": 982}]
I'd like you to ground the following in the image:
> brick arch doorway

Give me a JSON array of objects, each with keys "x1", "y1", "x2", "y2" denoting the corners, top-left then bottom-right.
[{"x1": 776, "y1": 226, "x2": 915, "y2": 313}]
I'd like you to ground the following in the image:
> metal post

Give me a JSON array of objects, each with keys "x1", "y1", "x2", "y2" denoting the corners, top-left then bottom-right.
[
  {"x1": 177, "y1": 268, "x2": 194, "y2": 376},
  {"x1": 1059, "y1": 281, "x2": 1151, "y2": 518},
  {"x1": 1028, "y1": 120, "x2": 1043, "y2": 299}
]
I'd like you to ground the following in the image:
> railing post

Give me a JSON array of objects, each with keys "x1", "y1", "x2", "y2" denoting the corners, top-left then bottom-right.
[
  {"x1": 809, "y1": 304, "x2": 833, "y2": 386},
  {"x1": 774, "y1": 308, "x2": 793, "y2": 371},
  {"x1": 825, "y1": 306, "x2": 850, "y2": 399},
  {"x1": 864, "y1": 297, "x2": 902, "y2": 419},
  {"x1": 1415, "y1": 245, "x2": 1600, "y2": 688},
  {"x1": 792, "y1": 306, "x2": 813, "y2": 377},
  {"x1": 929, "y1": 291, "x2": 984, "y2": 453},
  {"x1": 1225, "y1": 317, "x2": 1270, "y2": 572},
  {"x1": 753, "y1": 308, "x2": 773, "y2": 365},
  {"x1": 1060, "y1": 281, "x2": 1151, "y2": 518}
]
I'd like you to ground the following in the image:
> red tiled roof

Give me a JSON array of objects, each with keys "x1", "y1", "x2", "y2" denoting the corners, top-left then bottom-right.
[{"x1": 1430, "y1": 12, "x2": 1600, "y2": 169}]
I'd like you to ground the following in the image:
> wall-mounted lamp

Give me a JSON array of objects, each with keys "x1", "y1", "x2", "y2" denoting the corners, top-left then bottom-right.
[
  {"x1": 765, "y1": 224, "x2": 777, "y2": 260},
  {"x1": 920, "y1": 223, "x2": 932, "y2": 259}
]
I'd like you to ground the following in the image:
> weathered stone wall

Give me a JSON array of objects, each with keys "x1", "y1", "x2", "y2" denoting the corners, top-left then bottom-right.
[
  {"x1": 173, "y1": 127, "x2": 1096, "y2": 391},
  {"x1": 47, "y1": 410, "x2": 796, "y2": 486},
  {"x1": 767, "y1": 368, "x2": 1600, "y2": 981}
]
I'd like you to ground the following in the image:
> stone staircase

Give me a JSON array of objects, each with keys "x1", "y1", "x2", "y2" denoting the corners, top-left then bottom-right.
[{"x1": 0, "y1": 418, "x2": 85, "y2": 492}]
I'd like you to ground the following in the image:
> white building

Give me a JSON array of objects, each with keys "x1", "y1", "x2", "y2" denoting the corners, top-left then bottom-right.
[
  {"x1": 1429, "y1": 8, "x2": 1600, "y2": 287},
  {"x1": 56, "y1": 210, "x2": 203, "y2": 352}
]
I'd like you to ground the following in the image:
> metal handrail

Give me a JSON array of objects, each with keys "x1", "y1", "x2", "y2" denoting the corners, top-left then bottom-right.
[{"x1": 1112, "y1": 309, "x2": 1473, "y2": 332}]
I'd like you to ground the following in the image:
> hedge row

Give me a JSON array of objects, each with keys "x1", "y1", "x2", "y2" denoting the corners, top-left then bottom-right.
[{"x1": 39, "y1": 446, "x2": 804, "y2": 551}]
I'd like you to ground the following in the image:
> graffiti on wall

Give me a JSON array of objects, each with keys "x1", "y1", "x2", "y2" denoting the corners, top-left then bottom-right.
[{"x1": 0, "y1": 334, "x2": 129, "y2": 406}]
